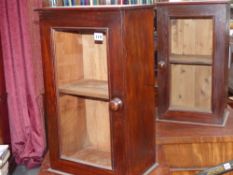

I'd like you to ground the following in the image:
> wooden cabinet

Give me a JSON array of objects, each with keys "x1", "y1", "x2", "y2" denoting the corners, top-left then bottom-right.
[
  {"x1": 38, "y1": 6, "x2": 156, "y2": 175},
  {"x1": 0, "y1": 35, "x2": 10, "y2": 145},
  {"x1": 157, "y1": 1, "x2": 230, "y2": 125}
]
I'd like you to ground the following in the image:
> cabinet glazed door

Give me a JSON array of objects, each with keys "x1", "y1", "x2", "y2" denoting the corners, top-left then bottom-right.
[{"x1": 51, "y1": 28, "x2": 115, "y2": 172}]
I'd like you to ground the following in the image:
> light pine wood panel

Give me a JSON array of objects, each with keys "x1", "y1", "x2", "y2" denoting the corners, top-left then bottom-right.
[
  {"x1": 54, "y1": 31, "x2": 108, "y2": 97},
  {"x1": 85, "y1": 100, "x2": 111, "y2": 152},
  {"x1": 170, "y1": 19, "x2": 213, "y2": 57},
  {"x1": 195, "y1": 66, "x2": 212, "y2": 111},
  {"x1": 82, "y1": 34, "x2": 108, "y2": 81},
  {"x1": 162, "y1": 142, "x2": 233, "y2": 168},
  {"x1": 58, "y1": 95, "x2": 88, "y2": 156},
  {"x1": 170, "y1": 64, "x2": 195, "y2": 111},
  {"x1": 54, "y1": 31, "x2": 84, "y2": 86},
  {"x1": 170, "y1": 64, "x2": 212, "y2": 113},
  {"x1": 58, "y1": 96, "x2": 111, "y2": 167}
]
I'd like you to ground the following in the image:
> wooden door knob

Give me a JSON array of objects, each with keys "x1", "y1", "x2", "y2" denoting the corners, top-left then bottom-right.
[
  {"x1": 109, "y1": 98, "x2": 123, "y2": 111},
  {"x1": 158, "y1": 61, "x2": 166, "y2": 69}
]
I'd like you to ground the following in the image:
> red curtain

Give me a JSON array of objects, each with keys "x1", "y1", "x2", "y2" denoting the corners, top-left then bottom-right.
[{"x1": 0, "y1": 0, "x2": 46, "y2": 168}]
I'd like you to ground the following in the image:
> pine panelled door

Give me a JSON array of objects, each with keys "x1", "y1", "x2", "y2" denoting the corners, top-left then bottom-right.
[{"x1": 157, "y1": 0, "x2": 230, "y2": 125}]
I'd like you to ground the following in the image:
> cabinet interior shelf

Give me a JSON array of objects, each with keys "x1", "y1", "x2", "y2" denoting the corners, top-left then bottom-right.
[
  {"x1": 61, "y1": 147, "x2": 112, "y2": 170},
  {"x1": 58, "y1": 79, "x2": 109, "y2": 100},
  {"x1": 170, "y1": 54, "x2": 212, "y2": 65}
]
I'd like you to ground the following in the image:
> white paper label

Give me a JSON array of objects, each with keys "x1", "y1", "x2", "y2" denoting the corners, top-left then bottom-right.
[
  {"x1": 224, "y1": 163, "x2": 231, "y2": 170},
  {"x1": 94, "y1": 33, "x2": 104, "y2": 41}
]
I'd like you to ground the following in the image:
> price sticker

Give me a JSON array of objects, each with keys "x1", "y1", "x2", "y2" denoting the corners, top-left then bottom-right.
[
  {"x1": 94, "y1": 33, "x2": 104, "y2": 42},
  {"x1": 223, "y1": 163, "x2": 231, "y2": 170}
]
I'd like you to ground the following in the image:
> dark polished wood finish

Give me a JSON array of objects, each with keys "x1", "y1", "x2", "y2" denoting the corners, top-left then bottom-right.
[
  {"x1": 0, "y1": 35, "x2": 10, "y2": 145},
  {"x1": 157, "y1": 1, "x2": 230, "y2": 124},
  {"x1": 38, "y1": 6, "x2": 156, "y2": 175}
]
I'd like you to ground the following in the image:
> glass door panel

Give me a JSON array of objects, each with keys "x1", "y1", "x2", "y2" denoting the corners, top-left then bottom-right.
[
  {"x1": 53, "y1": 29, "x2": 112, "y2": 169},
  {"x1": 169, "y1": 19, "x2": 213, "y2": 113}
]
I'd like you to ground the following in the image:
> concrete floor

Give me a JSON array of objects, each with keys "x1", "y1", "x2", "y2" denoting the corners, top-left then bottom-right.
[{"x1": 12, "y1": 165, "x2": 40, "y2": 175}]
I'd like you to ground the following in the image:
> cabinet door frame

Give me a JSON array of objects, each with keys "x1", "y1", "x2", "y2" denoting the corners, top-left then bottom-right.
[
  {"x1": 40, "y1": 9, "x2": 126, "y2": 175},
  {"x1": 157, "y1": 3, "x2": 229, "y2": 124}
]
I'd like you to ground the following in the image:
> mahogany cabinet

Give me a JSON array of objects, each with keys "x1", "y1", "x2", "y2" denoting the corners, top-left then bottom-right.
[
  {"x1": 157, "y1": 1, "x2": 230, "y2": 125},
  {"x1": 38, "y1": 6, "x2": 156, "y2": 175},
  {"x1": 0, "y1": 35, "x2": 10, "y2": 145}
]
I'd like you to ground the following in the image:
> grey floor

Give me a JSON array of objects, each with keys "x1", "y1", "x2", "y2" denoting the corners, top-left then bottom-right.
[{"x1": 11, "y1": 165, "x2": 40, "y2": 175}]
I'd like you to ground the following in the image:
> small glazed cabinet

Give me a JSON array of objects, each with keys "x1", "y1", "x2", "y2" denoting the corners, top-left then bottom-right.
[
  {"x1": 157, "y1": 1, "x2": 230, "y2": 125},
  {"x1": 38, "y1": 5, "x2": 156, "y2": 175}
]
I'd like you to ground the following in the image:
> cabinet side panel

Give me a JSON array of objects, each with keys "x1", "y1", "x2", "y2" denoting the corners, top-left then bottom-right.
[
  {"x1": 213, "y1": 5, "x2": 229, "y2": 119},
  {"x1": 123, "y1": 8, "x2": 155, "y2": 175}
]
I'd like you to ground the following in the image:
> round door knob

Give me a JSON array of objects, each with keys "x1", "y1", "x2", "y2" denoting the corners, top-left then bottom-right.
[
  {"x1": 109, "y1": 98, "x2": 123, "y2": 111},
  {"x1": 158, "y1": 61, "x2": 166, "y2": 69}
]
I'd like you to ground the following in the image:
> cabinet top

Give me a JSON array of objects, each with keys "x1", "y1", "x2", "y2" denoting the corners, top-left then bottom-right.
[
  {"x1": 155, "y1": 0, "x2": 230, "y2": 6},
  {"x1": 36, "y1": 4, "x2": 155, "y2": 12}
]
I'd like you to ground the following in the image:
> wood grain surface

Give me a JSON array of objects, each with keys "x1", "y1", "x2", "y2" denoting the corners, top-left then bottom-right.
[
  {"x1": 170, "y1": 64, "x2": 212, "y2": 113},
  {"x1": 157, "y1": 107, "x2": 233, "y2": 173},
  {"x1": 170, "y1": 19, "x2": 213, "y2": 56},
  {"x1": 157, "y1": 2, "x2": 229, "y2": 124}
]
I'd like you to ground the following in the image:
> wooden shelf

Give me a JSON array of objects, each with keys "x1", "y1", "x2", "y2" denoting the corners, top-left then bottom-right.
[
  {"x1": 61, "y1": 147, "x2": 112, "y2": 170},
  {"x1": 170, "y1": 54, "x2": 212, "y2": 65},
  {"x1": 59, "y1": 79, "x2": 109, "y2": 100}
]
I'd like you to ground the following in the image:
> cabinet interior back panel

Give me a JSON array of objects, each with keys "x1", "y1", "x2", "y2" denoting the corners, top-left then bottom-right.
[
  {"x1": 52, "y1": 30, "x2": 112, "y2": 169},
  {"x1": 170, "y1": 64, "x2": 212, "y2": 113},
  {"x1": 54, "y1": 31, "x2": 84, "y2": 85},
  {"x1": 58, "y1": 95, "x2": 111, "y2": 168},
  {"x1": 82, "y1": 34, "x2": 108, "y2": 81},
  {"x1": 170, "y1": 19, "x2": 213, "y2": 57},
  {"x1": 53, "y1": 30, "x2": 108, "y2": 86}
]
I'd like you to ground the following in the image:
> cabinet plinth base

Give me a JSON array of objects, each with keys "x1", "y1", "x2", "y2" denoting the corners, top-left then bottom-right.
[
  {"x1": 157, "y1": 106, "x2": 233, "y2": 175},
  {"x1": 157, "y1": 107, "x2": 230, "y2": 127},
  {"x1": 39, "y1": 153, "x2": 159, "y2": 175}
]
